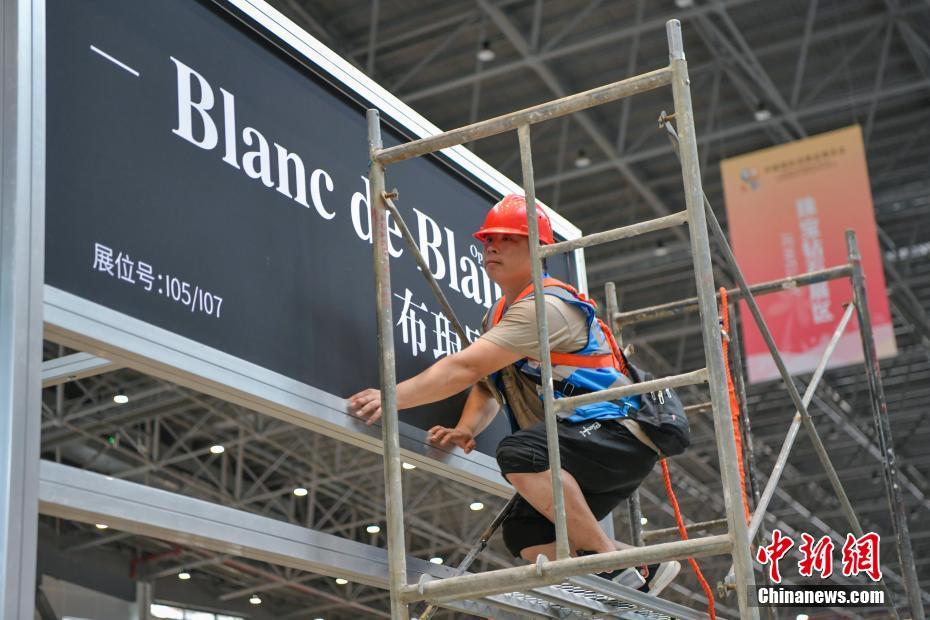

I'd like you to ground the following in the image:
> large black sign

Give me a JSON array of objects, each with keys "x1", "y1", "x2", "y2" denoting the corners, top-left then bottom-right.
[{"x1": 46, "y1": 0, "x2": 576, "y2": 453}]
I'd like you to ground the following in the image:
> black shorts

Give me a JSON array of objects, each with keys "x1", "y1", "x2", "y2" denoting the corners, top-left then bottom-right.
[{"x1": 495, "y1": 418, "x2": 658, "y2": 557}]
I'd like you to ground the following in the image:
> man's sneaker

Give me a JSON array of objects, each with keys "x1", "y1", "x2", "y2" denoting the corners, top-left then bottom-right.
[
  {"x1": 595, "y1": 566, "x2": 647, "y2": 589},
  {"x1": 578, "y1": 551, "x2": 647, "y2": 589},
  {"x1": 636, "y1": 561, "x2": 681, "y2": 596}
]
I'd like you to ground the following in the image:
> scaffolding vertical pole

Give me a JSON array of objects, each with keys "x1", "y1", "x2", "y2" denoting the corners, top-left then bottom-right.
[
  {"x1": 666, "y1": 20, "x2": 759, "y2": 619},
  {"x1": 605, "y1": 282, "x2": 643, "y2": 547},
  {"x1": 517, "y1": 123, "x2": 571, "y2": 560},
  {"x1": 726, "y1": 303, "x2": 777, "y2": 620},
  {"x1": 846, "y1": 230, "x2": 924, "y2": 620},
  {"x1": 367, "y1": 109, "x2": 409, "y2": 620}
]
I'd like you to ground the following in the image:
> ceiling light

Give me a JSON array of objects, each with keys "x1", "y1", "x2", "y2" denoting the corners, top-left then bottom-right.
[
  {"x1": 249, "y1": 595, "x2": 262, "y2": 605},
  {"x1": 293, "y1": 487, "x2": 309, "y2": 497},
  {"x1": 95, "y1": 523, "x2": 109, "y2": 530},
  {"x1": 209, "y1": 444, "x2": 225, "y2": 455},
  {"x1": 366, "y1": 524, "x2": 381, "y2": 534},
  {"x1": 574, "y1": 149, "x2": 591, "y2": 169},
  {"x1": 429, "y1": 557, "x2": 444, "y2": 565},
  {"x1": 477, "y1": 40, "x2": 495, "y2": 62},
  {"x1": 674, "y1": 0, "x2": 694, "y2": 8},
  {"x1": 178, "y1": 571, "x2": 191, "y2": 580},
  {"x1": 469, "y1": 501, "x2": 485, "y2": 511},
  {"x1": 754, "y1": 101, "x2": 771, "y2": 122},
  {"x1": 796, "y1": 615, "x2": 809, "y2": 620},
  {"x1": 640, "y1": 517, "x2": 648, "y2": 525},
  {"x1": 402, "y1": 462, "x2": 416, "y2": 470},
  {"x1": 113, "y1": 392, "x2": 129, "y2": 404},
  {"x1": 654, "y1": 240, "x2": 669, "y2": 257},
  {"x1": 335, "y1": 578, "x2": 349, "y2": 585}
]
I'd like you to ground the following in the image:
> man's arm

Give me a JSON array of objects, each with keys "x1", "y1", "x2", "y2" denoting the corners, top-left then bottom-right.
[
  {"x1": 348, "y1": 337, "x2": 520, "y2": 425},
  {"x1": 426, "y1": 381, "x2": 499, "y2": 454}
]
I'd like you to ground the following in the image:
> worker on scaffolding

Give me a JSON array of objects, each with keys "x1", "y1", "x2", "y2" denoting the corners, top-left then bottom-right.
[{"x1": 349, "y1": 194, "x2": 680, "y2": 594}]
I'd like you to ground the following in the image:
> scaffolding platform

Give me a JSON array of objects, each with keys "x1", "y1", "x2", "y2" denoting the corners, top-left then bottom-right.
[{"x1": 440, "y1": 575, "x2": 718, "y2": 620}]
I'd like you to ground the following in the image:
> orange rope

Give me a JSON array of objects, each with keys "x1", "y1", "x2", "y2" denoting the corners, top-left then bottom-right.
[
  {"x1": 719, "y1": 287, "x2": 751, "y2": 523},
  {"x1": 660, "y1": 459, "x2": 717, "y2": 620}
]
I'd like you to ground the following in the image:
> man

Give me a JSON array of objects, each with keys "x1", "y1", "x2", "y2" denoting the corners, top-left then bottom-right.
[{"x1": 348, "y1": 194, "x2": 679, "y2": 594}]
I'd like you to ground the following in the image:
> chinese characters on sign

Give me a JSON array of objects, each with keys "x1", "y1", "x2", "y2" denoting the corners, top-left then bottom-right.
[
  {"x1": 756, "y1": 529, "x2": 882, "y2": 583},
  {"x1": 795, "y1": 196, "x2": 834, "y2": 324},
  {"x1": 93, "y1": 242, "x2": 225, "y2": 319},
  {"x1": 394, "y1": 288, "x2": 482, "y2": 360}
]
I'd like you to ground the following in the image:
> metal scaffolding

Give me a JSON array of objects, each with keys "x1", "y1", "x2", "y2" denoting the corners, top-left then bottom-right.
[{"x1": 365, "y1": 18, "x2": 921, "y2": 620}]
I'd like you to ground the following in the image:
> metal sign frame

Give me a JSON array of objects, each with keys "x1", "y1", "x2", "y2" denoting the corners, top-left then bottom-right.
[
  {"x1": 0, "y1": 0, "x2": 44, "y2": 615},
  {"x1": 38, "y1": 0, "x2": 587, "y2": 498}
]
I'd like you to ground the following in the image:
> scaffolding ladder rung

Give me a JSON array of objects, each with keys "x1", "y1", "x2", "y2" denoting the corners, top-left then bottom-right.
[
  {"x1": 540, "y1": 211, "x2": 689, "y2": 258},
  {"x1": 553, "y1": 368, "x2": 708, "y2": 413},
  {"x1": 614, "y1": 264, "x2": 853, "y2": 327},
  {"x1": 401, "y1": 534, "x2": 731, "y2": 604},
  {"x1": 373, "y1": 67, "x2": 673, "y2": 165},
  {"x1": 642, "y1": 517, "x2": 728, "y2": 542}
]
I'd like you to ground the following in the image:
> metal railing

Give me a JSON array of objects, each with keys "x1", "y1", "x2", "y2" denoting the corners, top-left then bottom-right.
[{"x1": 364, "y1": 17, "x2": 922, "y2": 620}]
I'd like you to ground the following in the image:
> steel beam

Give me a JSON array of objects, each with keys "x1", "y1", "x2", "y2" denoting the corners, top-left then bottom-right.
[
  {"x1": 615, "y1": 0, "x2": 645, "y2": 154},
  {"x1": 399, "y1": 0, "x2": 813, "y2": 103},
  {"x1": 36, "y1": 461, "x2": 494, "y2": 617},
  {"x1": 536, "y1": 75, "x2": 930, "y2": 190},
  {"x1": 389, "y1": 18, "x2": 474, "y2": 92},
  {"x1": 41, "y1": 352, "x2": 120, "y2": 388},
  {"x1": 366, "y1": 0, "x2": 380, "y2": 76},
  {"x1": 39, "y1": 461, "x2": 683, "y2": 619},
  {"x1": 864, "y1": 21, "x2": 896, "y2": 146},
  {"x1": 790, "y1": 0, "x2": 818, "y2": 108}
]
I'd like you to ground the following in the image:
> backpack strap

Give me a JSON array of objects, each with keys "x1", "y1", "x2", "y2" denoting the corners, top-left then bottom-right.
[{"x1": 494, "y1": 277, "x2": 629, "y2": 374}]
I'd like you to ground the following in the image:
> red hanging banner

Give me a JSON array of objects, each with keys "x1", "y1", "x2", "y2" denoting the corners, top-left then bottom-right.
[{"x1": 720, "y1": 125, "x2": 896, "y2": 384}]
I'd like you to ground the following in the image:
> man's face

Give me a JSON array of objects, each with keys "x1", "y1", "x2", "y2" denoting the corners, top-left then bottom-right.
[{"x1": 481, "y1": 233, "x2": 532, "y2": 285}]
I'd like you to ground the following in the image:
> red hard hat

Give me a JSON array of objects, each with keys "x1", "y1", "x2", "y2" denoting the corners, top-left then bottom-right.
[{"x1": 473, "y1": 194, "x2": 555, "y2": 245}]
